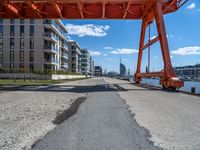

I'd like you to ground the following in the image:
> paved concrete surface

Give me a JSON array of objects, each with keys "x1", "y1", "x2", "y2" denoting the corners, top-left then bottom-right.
[
  {"x1": 0, "y1": 78, "x2": 98, "y2": 150},
  {"x1": 1, "y1": 77, "x2": 200, "y2": 150},
  {"x1": 32, "y1": 78, "x2": 158, "y2": 150},
  {"x1": 104, "y1": 77, "x2": 200, "y2": 150}
]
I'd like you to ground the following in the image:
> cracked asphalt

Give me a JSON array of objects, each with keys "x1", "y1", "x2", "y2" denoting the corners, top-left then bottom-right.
[{"x1": 32, "y1": 78, "x2": 159, "y2": 150}]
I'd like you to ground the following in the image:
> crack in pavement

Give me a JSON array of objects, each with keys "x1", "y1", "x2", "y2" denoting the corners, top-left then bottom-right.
[{"x1": 31, "y1": 78, "x2": 161, "y2": 150}]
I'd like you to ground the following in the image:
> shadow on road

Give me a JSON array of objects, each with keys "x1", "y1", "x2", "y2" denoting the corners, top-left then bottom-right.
[{"x1": 0, "y1": 82, "x2": 164, "y2": 94}]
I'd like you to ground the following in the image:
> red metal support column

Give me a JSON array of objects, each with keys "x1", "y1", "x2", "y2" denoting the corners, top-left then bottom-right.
[
  {"x1": 153, "y1": 0, "x2": 183, "y2": 89},
  {"x1": 134, "y1": 18, "x2": 147, "y2": 83},
  {"x1": 153, "y1": 0, "x2": 175, "y2": 78}
]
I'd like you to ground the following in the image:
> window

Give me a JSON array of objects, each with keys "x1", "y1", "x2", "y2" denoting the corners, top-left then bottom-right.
[
  {"x1": 10, "y1": 19, "x2": 15, "y2": 24},
  {"x1": 0, "y1": 19, "x2": 3, "y2": 24},
  {"x1": 20, "y1": 38, "x2": 24, "y2": 49},
  {"x1": 30, "y1": 51, "x2": 34, "y2": 62},
  {"x1": 30, "y1": 25, "x2": 34, "y2": 36},
  {"x1": 19, "y1": 51, "x2": 24, "y2": 62},
  {"x1": 10, "y1": 25, "x2": 15, "y2": 36},
  {"x1": 20, "y1": 19, "x2": 24, "y2": 24},
  {"x1": 0, "y1": 50, "x2": 3, "y2": 62},
  {"x1": 0, "y1": 38, "x2": 3, "y2": 49},
  {"x1": 0, "y1": 63, "x2": 2, "y2": 69},
  {"x1": 30, "y1": 38, "x2": 34, "y2": 49},
  {"x1": 30, "y1": 19, "x2": 34, "y2": 24},
  {"x1": 10, "y1": 51, "x2": 14, "y2": 62},
  {"x1": 20, "y1": 25, "x2": 24, "y2": 36},
  {"x1": 10, "y1": 63, "x2": 14, "y2": 70},
  {"x1": 0, "y1": 25, "x2": 3, "y2": 36},
  {"x1": 10, "y1": 38, "x2": 14, "y2": 49},
  {"x1": 29, "y1": 63, "x2": 34, "y2": 71},
  {"x1": 19, "y1": 63, "x2": 24, "y2": 72}
]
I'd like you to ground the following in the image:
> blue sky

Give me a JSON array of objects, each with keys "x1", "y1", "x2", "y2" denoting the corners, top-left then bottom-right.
[{"x1": 62, "y1": 0, "x2": 200, "y2": 75}]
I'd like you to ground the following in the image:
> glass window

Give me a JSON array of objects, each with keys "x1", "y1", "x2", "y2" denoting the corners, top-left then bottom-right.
[
  {"x1": 10, "y1": 63, "x2": 14, "y2": 69},
  {"x1": 10, "y1": 51, "x2": 14, "y2": 62},
  {"x1": 30, "y1": 51, "x2": 34, "y2": 62},
  {"x1": 30, "y1": 38, "x2": 34, "y2": 49},
  {"x1": 29, "y1": 63, "x2": 34, "y2": 71},
  {"x1": 10, "y1": 19, "x2": 15, "y2": 24},
  {"x1": 10, "y1": 25, "x2": 15, "y2": 36},
  {"x1": 0, "y1": 25, "x2": 3, "y2": 36},
  {"x1": 20, "y1": 19, "x2": 24, "y2": 24},
  {"x1": 30, "y1": 25, "x2": 34, "y2": 36},
  {"x1": 0, "y1": 19, "x2": 3, "y2": 24},
  {"x1": 0, "y1": 38, "x2": 3, "y2": 49},
  {"x1": 20, "y1": 38, "x2": 24, "y2": 49},
  {"x1": 20, "y1": 25, "x2": 24, "y2": 36},
  {"x1": 30, "y1": 19, "x2": 34, "y2": 24},
  {"x1": 19, "y1": 51, "x2": 24, "y2": 62},
  {"x1": 0, "y1": 50, "x2": 3, "y2": 62},
  {"x1": 10, "y1": 38, "x2": 14, "y2": 49},
  {"x1": 19, "y1": 63, "x2": 24, "y2": 72}
]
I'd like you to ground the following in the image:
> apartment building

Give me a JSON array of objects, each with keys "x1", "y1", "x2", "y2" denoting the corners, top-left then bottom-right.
[
  {"x1": 80, "y1": 48, "x2": 90, "y2": 76},
  {"x1": 89, "y1": 56, "x2": 95, "y2": 77},
  {"x1": 68, "y1": 41, "x2": 81, "y2": 73},
  {"x1": 95, "y1": 66, "x2": 102, "y2": 76},
  {"x1": 0, "y1": 19, "x2": 68, "y2": 72}
]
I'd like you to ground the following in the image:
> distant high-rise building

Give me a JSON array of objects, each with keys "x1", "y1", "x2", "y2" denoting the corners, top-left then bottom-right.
[{"x1": 119, "y1": 57, "x2": 126, "y2": 76}]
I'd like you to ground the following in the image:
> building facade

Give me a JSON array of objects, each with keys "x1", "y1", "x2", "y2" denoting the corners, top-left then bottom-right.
[
  {"x1": 95, "y1": 66, "x2": 102, "y2": 76},
  {"x1": 68, "y1": 41, "x2": 81, "y2": 73},
  {"x1": 0, "y1": 19, "x2": 68, "y2": 73},
  {"x1": 120, "y1": 63, "x2": 126, "y2": 76},
  {"x1": 174, "y1": 64, "x2": 200, "y2": 80},
  {"x1": 89, "y1": 56, "x2": 95, "y2": 77},
  {"x1": 80, "y1": 48, "x2": 90, "y2": 76}
]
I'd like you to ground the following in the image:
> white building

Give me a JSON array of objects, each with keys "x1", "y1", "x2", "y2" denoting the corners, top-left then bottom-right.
[{"x1": 0, "y1": 19, "x2": 69, "y2": 73}]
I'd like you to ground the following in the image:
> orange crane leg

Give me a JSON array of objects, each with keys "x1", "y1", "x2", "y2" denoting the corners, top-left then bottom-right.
[{"x1": 134, "y1": 0, "x2": 184, "y2": 90}]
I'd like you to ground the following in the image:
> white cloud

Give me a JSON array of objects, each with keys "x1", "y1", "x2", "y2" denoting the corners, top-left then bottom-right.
[
  {"x1": 65, "y1": 24, "x2": 110, "y2": 37},
  {"x1": 103, "y1": 47, "x2": 113, "y2": 50},
  {"x1": 103, "y1": 53, "x2": 108, "y2": 56},
  {"x1": 89, "y1": 50, "x2": 101, "y2": 56},
  {"x1": 110, "y1": 48, "x2": 138, "y2": 55},
  {"x1": 187, "y1": 3, "x2": 196, "y2": 10},
  {"x1": 150, "y1": 35, "x2": 157, "y2": 40},
  {"x1": 171, "y1": 46, "x2": 200, "y2": 55}
]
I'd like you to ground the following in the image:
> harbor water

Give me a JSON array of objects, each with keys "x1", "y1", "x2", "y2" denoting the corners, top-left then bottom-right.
[{"x1": 130, "y1": 78, "x2": 200, "y2": 94}]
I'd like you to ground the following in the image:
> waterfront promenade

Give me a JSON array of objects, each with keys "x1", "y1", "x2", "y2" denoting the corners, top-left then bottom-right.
[{"x1": 0, "y1": 77, "x2": 200, "y2": 150}]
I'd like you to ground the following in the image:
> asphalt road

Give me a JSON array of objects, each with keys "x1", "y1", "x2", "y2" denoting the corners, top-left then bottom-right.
[{"x1": 32, "y1": 78, "x2": 159, "y2": 150}]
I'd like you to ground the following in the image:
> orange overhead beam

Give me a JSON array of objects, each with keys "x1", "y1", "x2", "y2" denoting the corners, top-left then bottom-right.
[{"x1": 0, "y1": 0, "x2": 183, "y2": 19}]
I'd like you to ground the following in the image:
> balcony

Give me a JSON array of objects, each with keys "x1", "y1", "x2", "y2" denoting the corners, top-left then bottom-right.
[
  {"x1": 43, "y1": 32, "x2": 58, "y2": 42},
  {"x1": 44, "y1": 58, "x2": 58, "y2": 65},
  {"x1": 61, "y1": 44, "x2": 68, "y2": 51},
  {"x1": 62, "y1": 53, "x2": 68, "y2": 60},
  {"x1": 61, "y1": 63, "x2": 68, "y2": 69},
  {"x1": 43, "y1": 20, "x2": 67, "y2": 40},
  {"x1": 44, "y1": 45, "x2": 58, "y2": 53}
]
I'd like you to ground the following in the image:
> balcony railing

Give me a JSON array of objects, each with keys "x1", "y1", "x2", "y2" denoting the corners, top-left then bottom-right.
[
  {"x1": 44, "y1": 58, "x2": 58, "y2": 64},
  {"x1": 43, "y1": 32, "x2": 59, "y2": 41},
  {"x1": 62, "y1": 53, "x2": 68, "y2": 59},
  {"x1": 44, "y1": 45, "x2": 58, "y2": 52}
]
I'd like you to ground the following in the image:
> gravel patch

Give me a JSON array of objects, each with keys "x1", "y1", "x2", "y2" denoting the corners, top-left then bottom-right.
[{"x1": 0, "y1": 78, "x2": 97, "y2": 150}]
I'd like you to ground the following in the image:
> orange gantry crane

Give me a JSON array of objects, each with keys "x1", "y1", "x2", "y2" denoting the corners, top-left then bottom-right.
[{"x1": 0, "y1": 0, "x2": 187, "y2": 90}]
